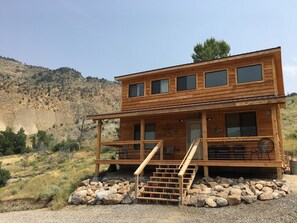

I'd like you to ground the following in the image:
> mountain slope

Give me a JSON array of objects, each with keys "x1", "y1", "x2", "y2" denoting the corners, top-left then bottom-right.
[{"x1": 0, "y1": 56, "x2": 120, "y2": 139}]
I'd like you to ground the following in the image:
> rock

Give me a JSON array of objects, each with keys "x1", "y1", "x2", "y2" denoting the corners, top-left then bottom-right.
[
  {"x1": 272, "y1": 192, "x2": 280, "y2": 199},
  {"x1": 108, "y1": 180, "x2": 116, "y2": 186},
  {"x1": 262, "y1": 187, "x2": 273, "y2": 193},
  {"x1": 196, "y1": 196, "x2": 206, "y2": 207},
  {"x1": 121, "y1": 194, "x2": 133, "y2": 204},
  {"x1": 214, "y1": 185, "x2": 224, "y2": 192},
  {"x1": 183, "y1": 195, "x2": 191, "y2": 206},
  {"x1": 241, "y1": 195, "x2": 257, "y2": 204},
  {"x1": 102, "y1": 194, "x2": 124, "y2": 205},
  {"x1": 238, "y1": 177, "x2": 245, "y2": 183},
  {"x1": 96, "y1": 190, "x2": 113, "y2": 200},
  {"x1": 229, "y1": 188, "x2": 242, "y2": 196},
  {"x1": 221, "y1": 183, "x2": 230, "y2": 188},
  {"x1": 90, "y1": 181, "x2": 99, "y2": 187},
  {"x1": 7, "y1": 178, "x2": 21, "y2": 184},
  {"x1": 216, "y1": 197, "x2": 228, "y2": 207},
  {"x1": 202, "y1": 177, "x2": 214, "y2": 184},
  {"x1": 214, "y1": 176, "x2": 221, "y2": 183},
  {"x1": 281, "y1": 184, "x2": 289, "y2": 194},
  {"x1": 258, "y1": 188, "x2": 273, "y2": 201},
  {"x1": 277, "y1": 190, "x2": 286, "y2": 197},
  {"x1": 256, "y1": 180, "x2": 267, "y2": 186},
  {"x1": 208, "y1": 182, "x2": 218, "y2": 188},
  {"x1": 81, "y1": 179, "x2": 90, "y2": 186},
  {"x1": 266, "y1": 181, "x2": 276, "y2": 188},
  {"x1": 205, "y1": 198, "x2": 217, "y2": 208},
  {"x1": 227, "y1": 195, "x2": 241, "y2": 205},
  {"x1": 71, "y1": 190, "x2": 87, "y2": 205},
  {"x1": 117, "y1": 185, "x2": 129, "y2": 194},
  {"x1": 217, "y1": 191, "x2": 228, "y2": 200},
  {"x1": 255, "y1": 184, "x2": 263, "y2": 190},
  {"x1": 238, "y1": 183, "x2": 248, "y2": 190},
  {"x1": 189, "y1": 196, "x2": 198, "y2": 206},
  {"x1": 274, "y1": 180, "x2": 283, "y2": 187}
]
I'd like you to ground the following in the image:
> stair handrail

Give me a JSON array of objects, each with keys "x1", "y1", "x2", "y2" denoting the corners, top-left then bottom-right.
[
  {"x1": 178, "y1": 139, "x2": 200, "y2": 206},
  {"x1": 178, "y1": 139, "x2": 196, "y2": 170},
  {"x1": 134, "y1": 140, "x2": 163, "y2": 200}
]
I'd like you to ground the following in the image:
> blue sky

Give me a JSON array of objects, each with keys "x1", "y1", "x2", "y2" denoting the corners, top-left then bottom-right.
[{"x1": 0, "y1": 1, "x2": 296, "y2": 93}]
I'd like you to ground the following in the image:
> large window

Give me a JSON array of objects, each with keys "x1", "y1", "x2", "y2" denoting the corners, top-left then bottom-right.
[
  {"x1": 177, "y1": 74, "x2": 196, "y2": 91},
  {"x1": 134, "y1": 123, "x2": 156, "y2": 149},
  {"x1": 152, "y1": 79, "x2": 169, "y2": 94},
  {"x1": 225, "y1": 112, "x2": 257, "y2": 137},
  {"x1": 205, "y1": 70, "x2": 227, "y2": 88},
  {"x1": 129, "y1": 83, "x2": 144, "y2": 97},
  {"x1": 237, "y1": 64, "x2": 262, "y2": 84}
]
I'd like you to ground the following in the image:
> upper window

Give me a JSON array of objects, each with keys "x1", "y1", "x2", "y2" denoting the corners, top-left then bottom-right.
[
  {"x1": 151, "y1": 79, "x2": 169, "y2": 94},
  {"x1": 205, "y1": 70, "x2": 227, "y2": 88},
  {"x1": 225, "y1": 112, "x2": 257, "y2": 137},
  {"x1": 237, "y1": 64, "x2": 262, "y2": 84},
  {"x1": 129, "y1": 83, "x2": 144, "y2": 97},
  {"x1": 177, "y1": 74, "x2": 196, "y2": 91}
]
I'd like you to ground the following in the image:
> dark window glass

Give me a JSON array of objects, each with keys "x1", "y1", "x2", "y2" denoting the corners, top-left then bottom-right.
[
  {"x1": 152, "y1": 79, "x2": 168, "y2": 94},
  {"x1": 225, "y1": 112, "x2": 257, "y2": 137},
  {"x1": 205, "y1": 70, "x2": 227, "y2": 88},
  {"x1": 129, "y1": 83, "x2": 144, "y2": 97},
  {"x1": 237, "y1": 64, "x2": 262, "y2": 83},
  {"x1": 177, "y1": 74, "x2": 196, "y2": 91},
  {"x1": 133, "y1": 123, "x2": 156, "y2": 149}
]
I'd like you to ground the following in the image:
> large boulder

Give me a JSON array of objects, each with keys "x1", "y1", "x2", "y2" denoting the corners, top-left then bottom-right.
[
  {"x1": 216, "y1": 197, "x2": 228, "y2": 207},
  {"x1": 121, "y1": 194, "x2": 133, "y2": 204},
  {"x1": 70, "y1": 190, "x2": 88, "y2": 205},
  {"x1": 227, "y1": 195, "x2": 241, "y2": 205},
  {"x1": 205, "y1": 197, "x2": 217, "y2": 208},
  {"x1": 241, "y1": 195, "x2": 257, "y2": 204},
  {"x1": 102, "y1": 194, "x2": 124, "y2": 205},
  {"x1": 96, "y1": 190, "x2": 114, "y2": 201}
]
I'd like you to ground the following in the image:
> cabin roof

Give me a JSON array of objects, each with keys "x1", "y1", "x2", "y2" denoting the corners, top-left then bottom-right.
[
  {"x1": 115, "y1": 46, "x2": 282, "y2": 81},
  {"x1": 87, "y1": 95, "x2": 286, "y2": 120}
]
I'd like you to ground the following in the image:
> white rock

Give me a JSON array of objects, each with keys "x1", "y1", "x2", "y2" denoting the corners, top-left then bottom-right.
[{"x1": 216, "y1": 197, "x2": 228, "y2": 207}]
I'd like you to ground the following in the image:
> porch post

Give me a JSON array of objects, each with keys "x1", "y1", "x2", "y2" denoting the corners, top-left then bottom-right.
[
  {"x1": 276, "y1": 104, "x2": 285, "y2": 164},
  {"x1": 202, "y1": 111, "x2": 209, "y2": 177},
  {"x1": 95, "y1": 120, "x2": 102, "y2": 176},
  {"x1": 271, "y1": 105, "x2": 282, "y2": 179},
  {"x1": 140, "y1": 118, "x2": 145, "y2": 161}
]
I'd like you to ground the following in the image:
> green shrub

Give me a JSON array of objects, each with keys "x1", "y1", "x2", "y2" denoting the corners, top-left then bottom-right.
[
  {"x1": 52, "y1": 139, "x2": 79, "y2": 153},
  {"x1": 0, "y1": 161, "x2": 11, "y2": 187}
]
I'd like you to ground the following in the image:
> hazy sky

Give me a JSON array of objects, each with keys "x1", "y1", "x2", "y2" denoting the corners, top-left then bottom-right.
[{"x1": 0, "y1": 1, "x2": 296, "y2": 93}]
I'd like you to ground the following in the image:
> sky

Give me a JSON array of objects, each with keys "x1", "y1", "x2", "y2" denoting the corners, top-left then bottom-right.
[{"x1": 0, "y1": 1, "x2": 296, "y2": 93}]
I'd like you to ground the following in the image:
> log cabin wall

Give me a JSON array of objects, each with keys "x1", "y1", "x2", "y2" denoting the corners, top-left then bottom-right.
[
  {"x1": 119, "y1": 105, "x2": 274, "y2": 160},
  {"x1": 121, "y1": 55, "x2": 280, "y2": 111}
]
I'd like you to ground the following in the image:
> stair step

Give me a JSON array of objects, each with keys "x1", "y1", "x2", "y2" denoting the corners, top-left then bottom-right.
[
  {"x1": 150, "y1": 176, "x2": 191, "y2": 182},
  {"x1": 147, "y1": 181, "x2": 189, "y2": 187},
  {"x1": 137, "y1": 196, "x2": 179, "y2": 202},
  {"x1": 140, "y1": 191, "x2": 180, "y2": 196},
  {"x1": 143, "y1": 185, "x2": 186, "y2": 191}
]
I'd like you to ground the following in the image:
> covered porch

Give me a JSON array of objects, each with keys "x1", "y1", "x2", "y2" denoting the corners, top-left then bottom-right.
[{"x1": 87, "y1": 96, "x2": 285, "y2": 179}]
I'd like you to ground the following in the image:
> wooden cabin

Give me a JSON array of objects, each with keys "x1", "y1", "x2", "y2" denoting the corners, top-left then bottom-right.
[{"x1": 88, "y1": 47, "x2": 285, "y2": 204}]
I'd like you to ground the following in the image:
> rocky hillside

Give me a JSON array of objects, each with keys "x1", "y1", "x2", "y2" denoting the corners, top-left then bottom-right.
[{"x1": 0, "y1": 56, "x2": 121, "y2": 140}]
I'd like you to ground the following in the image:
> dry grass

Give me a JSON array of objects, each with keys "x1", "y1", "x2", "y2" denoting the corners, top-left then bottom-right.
[{"x1": 0, "y1": 140, "x2": 114, "y2": 209}]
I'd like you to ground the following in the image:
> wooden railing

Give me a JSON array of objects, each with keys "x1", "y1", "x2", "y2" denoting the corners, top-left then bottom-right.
[
  {"x1": 134, "y1": 140, "x2": 163, "y2": 201},
  {"x1": 178, "y1": 138, "x2": 200, "y2": 206}
]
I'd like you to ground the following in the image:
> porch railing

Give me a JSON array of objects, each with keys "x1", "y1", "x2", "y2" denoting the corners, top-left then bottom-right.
[
  {"x1": 178, "y1": 138, "x2": 200, "y2": 206},
  {"x1": 133, "y1": 140, "x2": 163, "y2": 200}
]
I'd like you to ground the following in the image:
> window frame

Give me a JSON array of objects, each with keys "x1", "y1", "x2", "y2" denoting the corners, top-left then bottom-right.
[
  {"x1": 236, "y1": 63, "x2": 264, "y2": 85},
  {"x1": 176, "y1": 74, "x2": 197, "y2": 92},
  {"x1": 204, "y1": 69, "x2": 228, "y2": 88},
  {"x1": 151, "y1": 78, "x2": 169, "y2": 95},
  {"x1": 128, "y1": 82, "x2": 145, "y2": 98},
  {"x1": 225, "y1": 111, "x2": 258, "y2": 137},
  {"x1": 133, "y1": 123, "x2": 156, "y2": 150}
]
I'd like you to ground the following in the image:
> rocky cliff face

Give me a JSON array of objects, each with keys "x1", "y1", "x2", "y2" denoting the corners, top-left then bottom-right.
[{"x1": 0, "y1": 56, "x2": 120, "y2": 139}]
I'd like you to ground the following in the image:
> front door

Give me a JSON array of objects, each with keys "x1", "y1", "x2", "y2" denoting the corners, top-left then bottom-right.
[{"x1": 186, "y1": 120, "x2": 202, "y2": 159}]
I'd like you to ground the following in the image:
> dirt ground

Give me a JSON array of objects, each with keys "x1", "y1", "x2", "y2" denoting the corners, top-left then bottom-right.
[{"x1": 0, "y1": 174, "x2": 296, "y2": 223}]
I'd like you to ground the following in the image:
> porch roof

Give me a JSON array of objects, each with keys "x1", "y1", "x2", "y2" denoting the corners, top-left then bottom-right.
[{"x1": 87, "y1": 95, "x2": 286, "y2": 121}]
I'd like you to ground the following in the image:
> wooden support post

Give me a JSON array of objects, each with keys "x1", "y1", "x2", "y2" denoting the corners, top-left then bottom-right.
[
  {"x1": 95, "y1": 120, "x2": 102, "y2": 176},
  {"x1": 276, "y1": 104, "x2": 285, "y2": 164},
  {"x1": 160, "y1": 141, "x2": 164, "y2": 160},
  {"x1": 140, "y1": 119, "x2": 145, "y2": 161},
  {"x1": 271, "y1": 105, "x2": 282, "y2": 179},
  {"x1": 202, "y1": 112, "x2": 209, "y2": 177},
  {"x1": 134, "y1": 174, "x2": 139, "y2": 203}
]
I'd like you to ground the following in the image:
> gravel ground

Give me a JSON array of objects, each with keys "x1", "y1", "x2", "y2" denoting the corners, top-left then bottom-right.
[{"x1": 0, "y1": 175, "x2": 296, "y2": 223}]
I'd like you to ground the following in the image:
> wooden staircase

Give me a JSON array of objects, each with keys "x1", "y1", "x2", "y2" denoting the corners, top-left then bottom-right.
[{"x1": 137, "y1": 164, "x2": 198, "y2": 204}]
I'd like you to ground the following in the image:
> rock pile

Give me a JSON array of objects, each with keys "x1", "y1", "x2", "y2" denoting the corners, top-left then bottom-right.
[
  {"x1": 183, "y1": 176, "x2": 289, "y2": 207},
  {"x1": 68, "y1": 178, "x2": 139, "y2": 205},
  {"x1": 68, "y1": 176, "x2": 289, "y2": 207}
]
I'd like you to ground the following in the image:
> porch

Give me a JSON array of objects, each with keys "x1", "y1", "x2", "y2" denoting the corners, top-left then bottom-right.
[{"x1": 88, "y1": 98, "x2": 285, "y2": 179}]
